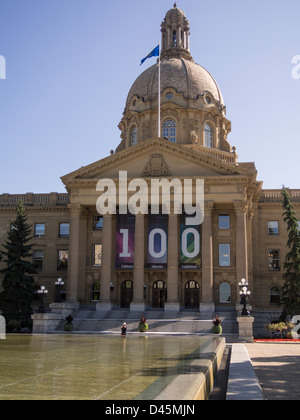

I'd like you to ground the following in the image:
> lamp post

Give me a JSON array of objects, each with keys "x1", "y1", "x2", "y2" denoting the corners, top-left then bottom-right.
[
  {"x1": 38, "y1": 286, "x2": 48, "y2": 313},
  {"x1": 239, "y1": 278, "x2": 251, "y2": 316},
  {"x1": 55, "y1": 278, "x2": 64, "y2": 303}
]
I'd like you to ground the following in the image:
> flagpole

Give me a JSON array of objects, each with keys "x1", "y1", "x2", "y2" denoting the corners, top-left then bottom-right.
[{"x1": 158, "y1": 41, "x2": 161, "y2": 138}]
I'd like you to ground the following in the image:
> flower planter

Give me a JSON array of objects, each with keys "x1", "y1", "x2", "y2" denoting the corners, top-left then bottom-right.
[
  {"x1": 212, "y1": 325, "x2": 222, "y2": 335},
  {"x1": 138, "y1": 323, "x2": 148, "y2": 332}
]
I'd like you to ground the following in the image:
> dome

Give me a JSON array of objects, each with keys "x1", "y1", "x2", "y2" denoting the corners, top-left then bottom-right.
[
  {"x1": 165, "y1": 4, "x2": 186, "y2": 20},
  {"x1": 126, "y1": 57, "x2": 224, "y2": 107},
  {"x1": 117, "y1": 5, "x2": 232, "y2": 155}
]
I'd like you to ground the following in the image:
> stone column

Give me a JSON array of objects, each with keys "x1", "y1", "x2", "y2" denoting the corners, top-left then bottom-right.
[
  {"x1": 234, "y1": 201, "x2": 249, "y2": 302},
  {"x1": 97, "y1": 213, "x2": 113, "y2": 311},
  {"x1": 165, "y1": 211, "x2": 180, "y2": 312},
  {"x1": 64, "y1": 204, "x2": 82, "y2": 311},
  {"x1": 186, "y1": 29, "x2": 189, "y2": 50},
  {"x1": 201, "y1": 201, "x2": 215, "y2": 313},
  {"x1": 167, "y1": 27, "x2": 171, "y2": 49},
  {"x1": 130, "y1": 213, "x2": 146, "y2": 312}
]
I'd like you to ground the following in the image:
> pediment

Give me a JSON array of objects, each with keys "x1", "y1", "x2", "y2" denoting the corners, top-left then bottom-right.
[{"x1": 61, "y1": 138, "x2": 253, "y2": 187}]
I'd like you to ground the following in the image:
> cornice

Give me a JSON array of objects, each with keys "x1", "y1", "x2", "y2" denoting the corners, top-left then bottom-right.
[
  {"x1": 258, "y1": 202, "x2": 300, "y2": 209},
  {"x1": 64, "y1": 174, "x2": 257, "y2": 192},
  {"x1": 61, "y1": 138, "x2": 254, "y2": 187},
  {"x1": 0, "y1": 206, "x2": 69, "y2": 213}
]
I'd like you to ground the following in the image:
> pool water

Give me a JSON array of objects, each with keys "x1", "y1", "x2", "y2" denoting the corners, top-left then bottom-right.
[{"x1": 0, "y1": 334, "x2": 217, "y2": 400}]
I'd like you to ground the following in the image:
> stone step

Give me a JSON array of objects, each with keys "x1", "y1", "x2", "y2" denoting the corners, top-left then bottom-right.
[{"x1": 56, "y1": 309, "x2": 239, "y2": 335}]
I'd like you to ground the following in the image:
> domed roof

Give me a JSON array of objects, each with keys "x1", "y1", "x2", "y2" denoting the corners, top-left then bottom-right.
[
  {"x1": 165, "y1": 4, "x2": 186, "y2": 20},
  {"x1": 126, "y1": 57, "x2": 224, "y2": 107}
]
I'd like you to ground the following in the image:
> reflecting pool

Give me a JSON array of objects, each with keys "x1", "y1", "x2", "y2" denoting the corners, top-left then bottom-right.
[{"x1": 0, "y1": 334, "x2": 220, "y2": 400}]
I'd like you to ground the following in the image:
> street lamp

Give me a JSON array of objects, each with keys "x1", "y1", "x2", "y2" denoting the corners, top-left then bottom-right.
[
  {"x1": 239, "y1": 278, "x2": 251, "y2": 316},
  {"x1": 38, "y1": 286, "x2": 48, "y2": 313},
  {"x1": 55, "y1": 278, "x2": 64, "y2": 303}
]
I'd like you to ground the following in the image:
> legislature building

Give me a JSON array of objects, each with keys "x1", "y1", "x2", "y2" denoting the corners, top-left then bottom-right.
[{"x1": 0, "y1": 5, "x2": 299, "y2": 325}]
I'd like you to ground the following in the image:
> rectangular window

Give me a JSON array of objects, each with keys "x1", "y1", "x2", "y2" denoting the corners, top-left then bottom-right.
[
  {"x1": 57, "y1": 250, "x2": 69, "y2": 270},
  {"x1": 268, "y1": 221, "x2": 279, "y2": 236},
  {"x1": 268, "y1": 249, "x2": 280, "y2": 271},
  {"x1": 35, "y1": 223, "x2": 45, "y2": 238},
  {"x1": 59, "y1": 223, "x2": 70, "y2": 238},
  {"x1": 33, "y1": 250, "x2": 44, "y2": 270},
  {"x1": 219, "y1": 214, "x2": 230, "y2": 230},
  {"x1": 93, "y1": 215, "x2": 103, "y2": 230},
  {"x1": 219, "y1": 244, "x2": 231, "y2": 267},
  {"x1": 92, "y1": 244, "x2": 102, "y2": 266}
]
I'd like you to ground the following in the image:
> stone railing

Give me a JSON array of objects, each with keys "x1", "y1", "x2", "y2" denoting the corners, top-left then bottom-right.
[
  {"x1": 260, "y1": 189, "x2": 300, "y2": 203},
  {"x1": 183, "y1": 144, "x2": 238, "y2": 163},
  {"x1": 0, "y1": 192, "x2": 70, "y2": 207}
]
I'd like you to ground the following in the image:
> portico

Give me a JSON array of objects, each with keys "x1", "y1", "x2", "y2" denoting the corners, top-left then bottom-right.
[{"x1": 60, "y1": 136, "x2": 258, "y2": 312}]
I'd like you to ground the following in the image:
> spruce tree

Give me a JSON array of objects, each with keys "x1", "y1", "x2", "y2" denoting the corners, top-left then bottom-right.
[
  {"x1": 280, "y1": 188, "x2": 300, "y2": 320},
  {"x1": 0, "y1": 201, "x2": 36, "y2": 331}
]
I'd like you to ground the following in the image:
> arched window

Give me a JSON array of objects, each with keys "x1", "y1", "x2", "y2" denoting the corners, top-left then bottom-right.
[
  {"x1": 130, "y1": 125, "x2": 137, "y2": 146},
  {"x1": 219, "y1": 282, "x2": 231, "y2": 303},
  {"x1": 90, "y1": 282, "x2": 100, "y2": 302},
  {"x1": 185, "y1": 281, "x2": 200, "y2": 290},
  {"x1": 204, "y1": 123, "x2": 214, "y2": 148},
  {"x1": 173, "y1": 30, "x2": 177, "y2": 47},
  {"x1": 162, "y1": 119, "x2": 176, "y2": 143},
  {"x1": 270, "y1": 286, "x2": 280, "y2": 304}
]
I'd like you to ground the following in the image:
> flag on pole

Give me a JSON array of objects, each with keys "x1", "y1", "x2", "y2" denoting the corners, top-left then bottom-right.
[{"x1": 140, "y1": 45, "x2": 160, "y2": 66}]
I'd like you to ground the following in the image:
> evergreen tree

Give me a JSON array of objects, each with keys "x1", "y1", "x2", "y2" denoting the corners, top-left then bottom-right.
[
  {"x1": 280, "y1": 188, "x2": 300, "y2": 320},
  {"x1": 0, "y1": 201, "x2": 36, "y2": 331}
]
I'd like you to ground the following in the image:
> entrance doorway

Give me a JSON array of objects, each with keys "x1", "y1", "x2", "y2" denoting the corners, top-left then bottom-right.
[
  {"x1": 152, "y1": 281, "x2": 167, "y2": 308},
  {"x1": 185, "y1": 280, "x2": 200, "y2": 309},
  {"x1": 121, "y1": 280, "x2": 133, "y2": 308}
]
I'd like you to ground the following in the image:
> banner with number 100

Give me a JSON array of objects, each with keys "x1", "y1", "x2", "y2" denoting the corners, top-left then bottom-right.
[
  {"x1": 115, "y1": 214, "x2": 201, "y2": 269},
  {"x1": 115, "y1": 214, "x2": 135, "y2": 269}
]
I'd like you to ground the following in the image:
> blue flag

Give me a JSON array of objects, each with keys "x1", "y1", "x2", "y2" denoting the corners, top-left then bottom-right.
[{"x1": 140, "y1": 45, "x2": 160, "y2": 66}]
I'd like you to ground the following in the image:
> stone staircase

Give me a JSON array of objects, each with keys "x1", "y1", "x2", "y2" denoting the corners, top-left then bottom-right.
[{"x1": 55, "y1": 308, "x2": 239, "y2": 337}]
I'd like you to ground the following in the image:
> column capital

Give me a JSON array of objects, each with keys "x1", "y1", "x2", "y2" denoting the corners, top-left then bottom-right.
[
  {"x1": 68, "y1": 203, "x2": 89, "y2": 217},
  {"x1": 204, "y1": 201, "x2": 214, "y2": 215},
  {"x1": 248, "y1": 207, "x2": 255, "y2": 220},
  {"x1": 233, "y1": 201, "x2": 248, "y2": 215}
]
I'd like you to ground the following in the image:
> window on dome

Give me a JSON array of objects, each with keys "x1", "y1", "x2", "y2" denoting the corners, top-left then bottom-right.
[
  {"x1": 165, "y1": 92, "x2": 174, "y2": 100},
  {"x1": 205, "y1": 123, "x2": 213, "y2": 148},
  {"x1": 173, "y1": 30, "x2": 177, "y2": 47},
  {"x1": 162, "y1": 119, "x2": 176, "y2": 143},
  {"x1": 130, "y1": 125, "x2": 137, "y2": 146}
]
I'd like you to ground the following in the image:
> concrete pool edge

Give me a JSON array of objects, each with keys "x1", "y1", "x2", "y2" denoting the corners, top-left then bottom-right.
[{"x1": 135, "y1": 337, "x2": 226, "y2": 401}]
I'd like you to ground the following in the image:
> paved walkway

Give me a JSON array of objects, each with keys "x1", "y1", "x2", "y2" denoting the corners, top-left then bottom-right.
[{"x1": 245, "y1": 343, "x2": 300, "y2": 400}]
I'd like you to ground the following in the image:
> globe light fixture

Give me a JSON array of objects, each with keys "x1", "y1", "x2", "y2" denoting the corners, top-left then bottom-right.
[
  {"x1": 239, "y1": 278, "x2": 251, "y2": 316},
  {"x1": 38, "y1": 286, "x2": 48, "y2": 313},
  {"x1": 54, "y1": 278, "x2": 64, "y2": 303}
]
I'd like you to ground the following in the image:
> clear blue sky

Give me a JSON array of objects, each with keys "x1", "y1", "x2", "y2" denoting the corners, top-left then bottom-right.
[{"x1": 0, "y1": 0, "x2": 299, "y2": 194}]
